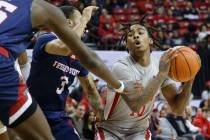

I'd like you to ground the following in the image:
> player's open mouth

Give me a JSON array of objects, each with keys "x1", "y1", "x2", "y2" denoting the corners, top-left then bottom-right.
[{"x1": 134, "y1": 41, "x2": 141, "y2": 47}]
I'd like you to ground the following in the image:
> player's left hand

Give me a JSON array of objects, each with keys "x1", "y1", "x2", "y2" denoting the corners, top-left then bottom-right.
[{"x1": 81, "y1": 6, "x2": 99, "y2": 24}]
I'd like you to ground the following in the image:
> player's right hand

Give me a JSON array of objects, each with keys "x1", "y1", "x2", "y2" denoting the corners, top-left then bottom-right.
[
  {"x1": 81, "y1": 6, "x2": 99, "y2": 24},
  {"x1": 159, "y1": 48, "x2": 178, "y2": 77},
  {"x1": 123, "y1": 80, "x2": 143, "y2": 94}
]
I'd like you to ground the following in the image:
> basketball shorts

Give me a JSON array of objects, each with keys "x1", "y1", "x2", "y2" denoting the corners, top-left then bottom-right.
[
  {"x1": 0, "y1": 47, "x2": 37, "y2": 127},
  {"x1": 46, "y1": 115, "x2": 80, "y2": 140},
  {"x1": 96, "y1": 127, "x2": 151, "y2": 140}
]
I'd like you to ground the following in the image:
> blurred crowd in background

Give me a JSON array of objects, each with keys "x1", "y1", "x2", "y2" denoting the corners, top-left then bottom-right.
[
  {"x1": 36, "y1": 0, "x2": 210, "y2": 99},
  {"x1": 44, "y1": 0, "x2": 210, "y2": 50}
]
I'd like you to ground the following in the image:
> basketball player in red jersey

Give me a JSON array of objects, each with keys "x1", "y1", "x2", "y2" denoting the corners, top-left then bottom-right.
[
  {"x1": 96, "y1": 16, "x2": 200, "y2": 140},
  {"x1": 0, "y1": 0, "x2": 140, "y2": 140}
]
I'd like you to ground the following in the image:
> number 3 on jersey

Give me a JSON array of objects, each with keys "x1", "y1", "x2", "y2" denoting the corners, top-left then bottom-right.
[
  {"x1": 56, "y1": 76, "x2": 69, "y2": 94},
  {"x1": 0, "y1": 1, "x2": 17, "y2": 24}
]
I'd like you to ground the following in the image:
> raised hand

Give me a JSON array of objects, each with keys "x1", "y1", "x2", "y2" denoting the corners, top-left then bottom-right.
[
  {"x1": 81, "y1": 6, "x2": 99, "y2": 24},
  {"x1": 159, "y1": 48, "x2": 178, "y2": 77}
]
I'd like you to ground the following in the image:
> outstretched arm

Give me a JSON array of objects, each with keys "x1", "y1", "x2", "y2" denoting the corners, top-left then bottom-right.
[
  {"x1": 31, "y1": 0, "x2": 121, "y2": 89},
  {"x1": 44, "y1": 6, "x2": 98, "y2": 56},
  {"x1": 78, "y1": 74, "x2": 104, "y2": 121},
  {"x1": 162, "y1": 80, "x2": 194, "y2": 115},
  {"x1": 78, "y1": 74, "x2": 103, "y2": 111},
  {"x1": 75, "y1": 6, "x2": 99, "y2": 38}
]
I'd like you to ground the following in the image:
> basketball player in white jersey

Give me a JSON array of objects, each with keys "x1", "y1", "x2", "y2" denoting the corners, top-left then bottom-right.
[{"x1": 95, "y1": 16, "x2": 199, "y2": 140}]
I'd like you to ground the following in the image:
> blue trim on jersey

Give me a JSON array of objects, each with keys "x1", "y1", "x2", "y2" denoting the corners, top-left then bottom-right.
[{"x1": 27, "y1": 32, "x2": 88, "y2": 114}]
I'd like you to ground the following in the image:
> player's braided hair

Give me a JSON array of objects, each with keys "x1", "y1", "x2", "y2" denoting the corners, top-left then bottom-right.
[{"x1": 119, "y1": 13, "x2": 162, "y2": 50}]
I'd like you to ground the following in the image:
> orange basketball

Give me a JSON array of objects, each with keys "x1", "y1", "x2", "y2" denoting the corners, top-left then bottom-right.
[{"x1": 168, "y1": 46, "x2": 201, "y2": 82}]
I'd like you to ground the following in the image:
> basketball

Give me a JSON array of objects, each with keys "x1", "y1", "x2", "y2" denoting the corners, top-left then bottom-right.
[{"x1": 168, "y1": 46, "x2": 201, "y2": 82}]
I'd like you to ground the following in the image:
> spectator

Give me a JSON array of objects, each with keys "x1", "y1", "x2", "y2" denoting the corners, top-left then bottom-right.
[
  {"x1": 184, "y1": 24, "x2": 197, "y2": 44},
  {"x1": 197, "y1": 25, "x2": 210, "y2": 42},
  {"x1": 200, "y1": 100, "x2": 209, "y2": 110},
  {"x1": 175, "y1": 115, "x2": 205, "y2": 140},
  {"x1": 66, "y1": 96, "x2": 77, "y2": 117},
  {"x1": 165, "y1": 9, "x2": 176, "y2": 24},
  {"x1": 82, "y1": 111, "x2": 96, "y2": 140},
  {"x1": 71, "y1": 103, "x2": 86, "y2": 139},
  {"x1": 98, "y1": 8, "x2": 116, "y2": 49},
  {"x1": 171, "y1": 1, "x2": 183, "y2": 20},
  {"x1": 137, "y1": 0, "x2": 154, "y2": 14},
  {"x1": 149, "y1": 109, "x2": 163, "y2": 140},
  {"x1": 202, "y1": 81, "x2": 210, "y2": 100},
  {"x1": 158, "y1": 105, "x2": 185, "y2": 140},
  {"x1": 170, "y1": 29, "x2": 185, "y2": 46},
  {"x1": 153, "y1": 6, "x2": 166, "y2": 27},
  {"x1": 166, "y1": 109, "x2": 195, "y2": 140},
  {"x1": 184, "y1": 106, "x2": 200, "y2": 133},
  {"x1": 193, "y1": 108, "x2": 210, "y2": 140},
  {"x1": 182, "y1": 1, "x2": 199, "y2": 20}
]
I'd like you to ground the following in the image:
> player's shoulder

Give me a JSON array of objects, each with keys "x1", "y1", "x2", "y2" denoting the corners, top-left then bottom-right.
[
  {"x1": 150, "y1": 53, "x2": 161, "y2": 66},
  {"x1": 112, "y1": 55, "x2": 132, "y2": 72},
  {"x1": 32, "y1": 32, "x2": 57, "y2": 59},
  {"x1": 34, "y1": 32, "x2": 57, "y2": 50},
  {"x1": 36, "y1": 32, "x2": 57, "y2": 42},
  {"x1": 113, "y1": 55, "x2": 130, "y2": 66}
]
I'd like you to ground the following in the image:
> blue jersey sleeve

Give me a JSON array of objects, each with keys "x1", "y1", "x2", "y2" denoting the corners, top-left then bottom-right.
[
  {"x1": 32, "y1": 33, "x2": 57, "y2": 61},
  {"x1": 76, "y1": 61, "x2": 89, "y2": 77}
]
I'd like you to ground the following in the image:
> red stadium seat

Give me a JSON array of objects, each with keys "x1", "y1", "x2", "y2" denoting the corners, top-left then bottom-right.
[
  {"x1": 199, "y1": 13, "x2": 209, "y2": 20},
  {"x1": 178, "y1": 21, "x2": 190, "y2": 28},
  {"x1": 128, "y1": 14, "x2": 141, "y2": 21},
  {"x1": 113, "y1": 8, "x2": 125, "y2": 15},
  {"x1": 125, "y1": 8, "x2": 139, "y2": 14},
  {"x1": 137, "y1": 1, "x2": 154, "y2": 13},
  {"x1": 113, "y1": 15, "x2": 128, "y2": 23},
  {"x1": 191, "y1": 21, "x2": 203, "y2": 28},
  {"x1": 179, "y1": 28, "x2": 188, "y2": 36}
]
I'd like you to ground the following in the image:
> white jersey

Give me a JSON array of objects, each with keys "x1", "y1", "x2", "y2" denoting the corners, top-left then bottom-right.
[{"x1": 99, "y1": 54, "x2": 174, "y2": 137}]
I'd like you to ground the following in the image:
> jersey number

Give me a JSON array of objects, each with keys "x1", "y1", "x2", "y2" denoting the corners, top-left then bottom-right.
[
  {"x1": 0, "y1": 1, "x2": 17, "y2": 24},
  {"x1": 56, "y1": 76, "x2": 69, "y2": 94}
]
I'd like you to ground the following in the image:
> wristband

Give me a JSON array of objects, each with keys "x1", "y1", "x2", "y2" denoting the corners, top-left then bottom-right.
[
  {"x1": 0, "y1": 126, "x2": 7, "y2": 134},
  {"x1": 114, "y1": 80, "x2": 124, "y2": 93}
]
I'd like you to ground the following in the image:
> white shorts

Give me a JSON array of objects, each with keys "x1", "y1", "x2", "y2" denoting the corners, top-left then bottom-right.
[{"x1": 95, "y1": 127, "x2": 151, "y2": 140}]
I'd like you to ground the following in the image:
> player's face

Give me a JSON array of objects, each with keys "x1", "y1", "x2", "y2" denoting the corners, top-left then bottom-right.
[
  {"x1": 126, "y1": 24, "x2": 152, "y2": 53},
  {"x1": 67, "y1": 10, "x2": 82, "y2": 29}
]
